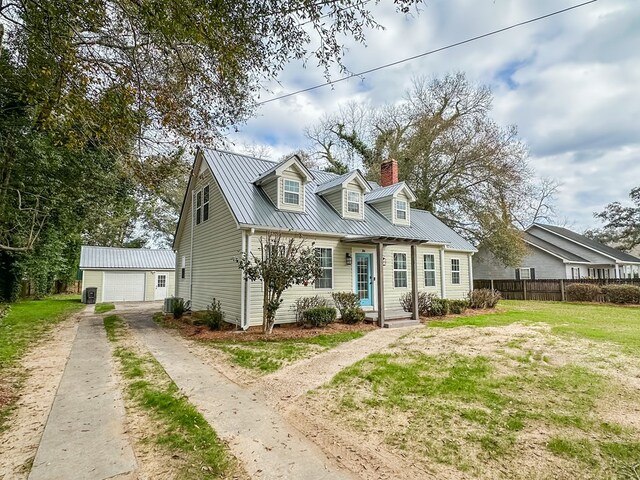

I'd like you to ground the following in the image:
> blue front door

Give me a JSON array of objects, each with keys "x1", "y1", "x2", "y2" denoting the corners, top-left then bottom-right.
[{"x1": 355, "y1": 253, "x2": 373, "y2": 307}]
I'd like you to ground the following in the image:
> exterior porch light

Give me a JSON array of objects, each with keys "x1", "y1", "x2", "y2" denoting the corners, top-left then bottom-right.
[{"x1": 346, "y1": 252, "x2": 352, "y2": 265}]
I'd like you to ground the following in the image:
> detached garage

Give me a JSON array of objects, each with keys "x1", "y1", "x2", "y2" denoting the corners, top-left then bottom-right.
[{"x1": 80, "y1": 246, "x2": 175, "y2": 303}]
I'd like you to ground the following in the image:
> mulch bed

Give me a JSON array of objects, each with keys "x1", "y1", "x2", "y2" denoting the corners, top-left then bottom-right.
[{"x1": 159, "y1": 313, "x2": 377, "y2": 342}]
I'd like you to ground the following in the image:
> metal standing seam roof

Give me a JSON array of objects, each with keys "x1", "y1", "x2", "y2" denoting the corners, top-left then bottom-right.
[
  {"x1": 530, "y1": 224, "x2": 640, "y2": 263},
  {"x1": 202, "y1": 149, "x2": 476, "y2": 252},
  {"x1": 364, "y1": 182, "x2": 409, "y2": 203},
  {"x1": 315, "y1": 170, "x2": 370, "y2": 194},
  {"x1": 80, "y1": 246, "x2": 175, "y2": 270},
  {"x1": 523, "y1": 232, "x2": 590, "y2": 263}
]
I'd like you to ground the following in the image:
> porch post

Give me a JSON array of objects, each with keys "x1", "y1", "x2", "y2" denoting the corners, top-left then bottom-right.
[
  {"x1": 376, "y1": 242, "x2": 385, "y2": 327},
  {"x1": 411, "y1": 244, "x2": 419, "y2": 321},
  {"x1": 615, "y1": 264, "x2": 620, "y2": 279},
  {"x1": 439, "y1": 247, "x2": 447, "y2": 299}
]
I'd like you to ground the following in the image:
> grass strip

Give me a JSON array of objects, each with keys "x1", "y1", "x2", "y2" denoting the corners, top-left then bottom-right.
[
  {"x1": 209, "y1": 331, "x2": 365, "y2": 373},
  {"x1": 103, "y1": 315, "x2": 233, "y2": 479},
  {"x1": 95, "y1": 303, "x2": 115, "y2": 314}
]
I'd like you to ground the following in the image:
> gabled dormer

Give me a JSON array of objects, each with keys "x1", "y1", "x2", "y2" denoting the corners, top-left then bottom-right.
[
  {"x1": 365, "y1": 159, "x2": 416, "y2": 226},
  {"x1": 316, "y1": 170, "x2": 371, "y2": 220},
  {"x1": 253, "y1": 155, "x2": 314, "y2": 213}
]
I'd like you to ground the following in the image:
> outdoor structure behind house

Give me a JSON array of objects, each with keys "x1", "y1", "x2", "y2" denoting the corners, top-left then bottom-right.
[
  {"x1": 474, "y1": 224, "x2": 640, "y2": 281},
  {"x1": 80, "y1": 246, "x2": 175, "y2": 303},
  {"x1": 172, "y1": 149, "x2": 477, "y2": 329}
]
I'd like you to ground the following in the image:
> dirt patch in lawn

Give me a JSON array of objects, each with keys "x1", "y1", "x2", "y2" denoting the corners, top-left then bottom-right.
[
  {"x1": 158, "y1": 313, "x2": 376, "y2": 341},
  {"x1": 0, "y1": 314, "x2": 81, "y2": 479}
]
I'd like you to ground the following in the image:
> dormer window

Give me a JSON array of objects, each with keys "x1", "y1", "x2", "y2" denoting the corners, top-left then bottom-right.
[
  {"x1": 283, "y1": 179, "x2": 301, "y2": 205},
  {"x1": 396, "y1": 200, "x2": 407, "y2": 220},
  {"x1": 347, "y1": 191, "x2": 361, "y2": 214}
]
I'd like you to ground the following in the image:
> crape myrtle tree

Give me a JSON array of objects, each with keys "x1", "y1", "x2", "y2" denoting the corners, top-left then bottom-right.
[
  {"x1": 305, "y1": 73, "x2": 559, "y2": 266},
  {"x1": 0, "y1": 0, "x2": 421, "y2": 298},
  {"x1": 235, "y1": 232, "x2": 321, "y2": 334}
]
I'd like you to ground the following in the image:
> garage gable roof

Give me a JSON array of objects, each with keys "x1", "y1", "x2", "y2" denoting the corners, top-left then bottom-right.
[{"x1": 80, "y1": 246, "x2": 175, "y2": 270}]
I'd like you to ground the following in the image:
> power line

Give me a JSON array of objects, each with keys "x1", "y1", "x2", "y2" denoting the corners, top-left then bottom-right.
[{"x1": 257, "y1": 0, "x2": 598, "y2": 106}]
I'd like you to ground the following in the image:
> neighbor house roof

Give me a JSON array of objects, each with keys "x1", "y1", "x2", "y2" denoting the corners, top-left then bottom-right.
[
  {"x1": 80, "y1": 246, "x2": 175, "y2": 270},
  {"x1": 530, "y1": 224, "x2": 640, "y2": 264},
  {"x1": 202, "y1": 149, "x2": 475, "y2": 251},
  {"x1": 523, "y1": 232, "x2": 590, "y2": 263}
]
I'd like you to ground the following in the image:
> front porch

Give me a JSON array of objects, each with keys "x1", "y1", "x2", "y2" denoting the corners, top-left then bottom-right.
[
  {"x1": 364, "y1": 310, "x2": 420, "y2": 328},
  {"x1": 343, "y1": 235, "x2": 430, "y2": 328}
]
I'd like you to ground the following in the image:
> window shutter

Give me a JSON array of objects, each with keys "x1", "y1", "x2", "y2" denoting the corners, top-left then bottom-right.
[
  {"x1": 530, "y1": 268, "x2": 536, "y2": 280},
  {"x1": 515, "y1": 269, "x2": 520, "y2": 280}
]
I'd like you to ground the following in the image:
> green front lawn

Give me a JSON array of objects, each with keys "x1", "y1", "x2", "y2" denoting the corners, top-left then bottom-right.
[
  {"x1": 0, "y1": 295, "x2": 84, "y2": 368},
  {"x1": 208, "y1": 331, "x2": 366, "y2": 373},
  {"x1": 311, "y1": 301, "x2": 640, "y2": 479},
  {"x1": 430, "y1": 300, "x2": 640, "y2": 355}
]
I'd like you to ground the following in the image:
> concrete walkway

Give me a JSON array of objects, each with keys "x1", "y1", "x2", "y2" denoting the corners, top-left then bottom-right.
[
  {"x1": 255, "y1": 324, "x2": 420, "y2": 410},
  {"x1": 29, "y1": 314, "x2": 137, "y2": 480},
  {"x1": 118, "y1": 304, "x2": 356, "y2": 480}
]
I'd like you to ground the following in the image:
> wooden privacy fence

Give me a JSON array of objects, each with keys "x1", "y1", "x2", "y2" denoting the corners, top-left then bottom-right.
[{"x1": 474, "y1": 278, "x2": 640, "y2": 302}]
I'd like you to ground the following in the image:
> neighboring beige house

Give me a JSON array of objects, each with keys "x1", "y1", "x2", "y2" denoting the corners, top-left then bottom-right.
[
  {"x1": 173, "y1": 149, "x2": 476, "y2": 328},
  {"x1": 474, "y1": 224, "x2": 640, "y2": 281},
  {"x1": 80, "y1": 246, "x2": 175, "y2": 303}
]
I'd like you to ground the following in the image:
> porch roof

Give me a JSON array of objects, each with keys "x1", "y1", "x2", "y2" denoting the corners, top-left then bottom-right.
[{"x1": 341, "y1": 235, "x2": 435, "y2": 245}]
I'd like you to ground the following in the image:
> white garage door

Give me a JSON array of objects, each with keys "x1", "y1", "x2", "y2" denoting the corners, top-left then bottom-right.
[{"x1": 103, "y1": 272, "x2": 145, "y2": 302}]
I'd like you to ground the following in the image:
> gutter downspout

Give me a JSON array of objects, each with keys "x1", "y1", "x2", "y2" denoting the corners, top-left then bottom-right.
[
  {"x1": 240, "y1": 231, "x2": 246, "y2": 329},
  {"x1": 242, "y1": 228, "x2": 254, "y2": 330},
  {"x1": 189, "y1": 191, "x2": 195, "y2": 302},
  {"x1": 468, "y1": 253, "x2": 474, "y2": 293},
  {"x1": 439, "y1": 247, "x2": 447, "y2": 299}
]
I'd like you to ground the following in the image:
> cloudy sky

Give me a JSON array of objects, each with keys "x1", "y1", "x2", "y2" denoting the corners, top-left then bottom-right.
[{"x1": 227, "y1": 0, "x2": 639, "y2": 232}]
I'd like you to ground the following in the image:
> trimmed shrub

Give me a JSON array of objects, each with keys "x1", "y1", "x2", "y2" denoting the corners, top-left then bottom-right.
[
  {"x1": 448, "y1": 299, "x2": 469, "y2": 314},
  {"x1": 204, "y1": 298, "x2": 225, "y2": 330},
  {"x1": 603, "y1": 284, "x2": 640, "y2": 304},
  {"x1": 468, "y1": 289, "x2": 501, "y2": 309},
  {"x1": 292, "y1": 295, "x2": 330, "y2": 325},
  {"x1": 565, "y1": 283, "x2": 602, "y2": 302},
  {"x1": 341, "y1": 307, "x2": 366, "y2": 324},
  {"x1": 430, "y1": 297, "x2": 450, "y2": 317},
  {"x1": 302, "y1": 306, "x2": 337, "y2": 327},
  {"x1": 399, "y1": 291, "x2": 437, "y2": 316},
  {"x1": 172, "y1": 297, "x2": 192, "y2": 319},
  {"x1": 331, "y1": 292, "x2": 360, "y2": 318}
]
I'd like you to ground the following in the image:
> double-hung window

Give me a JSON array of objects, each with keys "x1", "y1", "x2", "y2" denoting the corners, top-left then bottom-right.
[
  {"x1": 519, "y1": 267, "x2": 531, "y2": 280},
  {"x1": 283, "y1": 179, "x2": 301, "y2": 205},
  {"x1": 195, "y1": 190, "x2": 202, "y2": 225},
  {"x1": 396, "y1": 199, "x2": 407, "y2": 220},
  {"x1": 451, "y1": 258, "x2": 461, "y2": 284},
  {"x1": 424, "y1": 254, "x2": 436, "y2": 287},
  {"x1": 195, "y1": 185, "x2": 210, "y2": 225},
  {"x1": 394, "y1": 253, "x2": 408, "y2": 288},
  {"x1": 202, "y1": 185, "x2": 210, "y2": 222},
  {"x1": 347, "y1": 190, "x2": 360, "y2": 214},
  {"x1": 314, "y1": 248, "x2": 333, "y2": 289}
]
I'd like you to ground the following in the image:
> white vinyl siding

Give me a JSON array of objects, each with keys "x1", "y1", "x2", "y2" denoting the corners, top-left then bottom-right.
[
  {"x1": 445, "y1": 252, "x2": 470, "y2": 299},
  {"x1": 314, "y1": 247, "x2": 333, "y2": 289},
  {"x1": 82, "y1": 270, "x2": 104, "y2": 303}
]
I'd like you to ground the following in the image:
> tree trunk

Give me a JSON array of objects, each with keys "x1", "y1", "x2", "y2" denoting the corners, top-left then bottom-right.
[{"x1": 262, "y1": 288, "x2": 269, "y2": 334}]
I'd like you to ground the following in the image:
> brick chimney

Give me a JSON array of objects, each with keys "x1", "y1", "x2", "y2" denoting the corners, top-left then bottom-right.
[{"x1": 380, "y1": 159, "x2": 398, "y2": 187}]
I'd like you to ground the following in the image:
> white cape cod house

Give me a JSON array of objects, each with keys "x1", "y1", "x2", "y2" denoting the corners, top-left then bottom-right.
[{"x1": 173, "y1": 149, "x2": 476, "y2": 328}]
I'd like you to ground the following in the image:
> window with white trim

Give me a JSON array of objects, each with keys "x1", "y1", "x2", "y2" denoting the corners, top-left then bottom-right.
[
  {"x1": 195, "y1": 185, "x2": 210, "y2": 225},
  {"x1": 571, "y1": 267, "x2": 581, "y2": 279},
  {"x1": 394, "y1": 253, "x2": 408, "y2": 288},
  {"x1": 519, "y1": 267, "x2": 531, "y2": 280},
  {"x1": 195, "y1": 190, "x2": 202, "y2": 225},
  {"x1": 314, "y1": 248, "x2": 333, "y2": 289},
  {"x1": 424, "y1": 254, "x2": 436, "y2": 287},
  {"x1": 347, "y1": 190, "x2": 361, "y2": 214},
  {"x1": 451, "y1": 258, "x2": 461, "y2": 284},
  {"x1": 396, "y1": 199, "x2": 407, "y2": 220},
  {"x1": 283, "y1": 179, "x2": 301, "y2": 205}
]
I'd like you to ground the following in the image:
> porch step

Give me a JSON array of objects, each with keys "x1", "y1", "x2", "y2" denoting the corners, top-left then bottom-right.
[
  {"x1": 383, "y1": 319, "x2": 421, "y2": 329},
  {"x1": 365, "y1": 310, "x2": 413, "y2": 322}
]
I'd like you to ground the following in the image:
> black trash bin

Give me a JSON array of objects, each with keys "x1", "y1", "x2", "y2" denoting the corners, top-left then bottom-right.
[{"x1": 85, "y1": 287, "x2": 97, "y2": 304}]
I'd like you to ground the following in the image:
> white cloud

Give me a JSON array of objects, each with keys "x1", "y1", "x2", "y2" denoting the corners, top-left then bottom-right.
[{"x1": 228, "y1": 0, "x2": 639, "y2": 232}]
